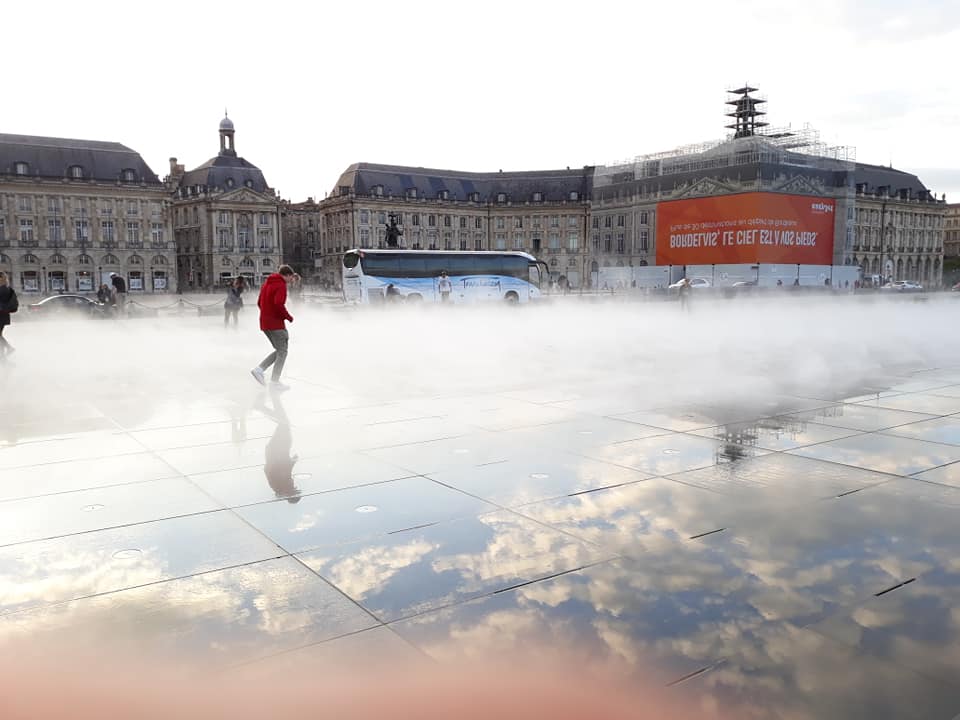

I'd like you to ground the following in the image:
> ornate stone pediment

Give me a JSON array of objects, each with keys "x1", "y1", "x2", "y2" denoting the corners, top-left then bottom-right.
[
  {"x1": 772, "y1": 174, "x2": 826, "y2": 196},
  {"x1": 672, "y1": 176, "x2": 739, "y2": 199},
  {"x1": 220, "y1": 188, "x2": 272, "y2": 204}
]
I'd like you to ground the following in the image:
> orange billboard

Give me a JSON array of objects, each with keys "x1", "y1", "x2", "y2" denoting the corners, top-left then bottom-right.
[{"x1": 655, "y1": 193, "x2": 836, "y2": 265}]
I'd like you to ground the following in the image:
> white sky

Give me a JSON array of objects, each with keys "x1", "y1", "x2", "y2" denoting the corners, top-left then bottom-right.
[{"x1": 7, "y1": 0, "x2": 959, "y2": 201}]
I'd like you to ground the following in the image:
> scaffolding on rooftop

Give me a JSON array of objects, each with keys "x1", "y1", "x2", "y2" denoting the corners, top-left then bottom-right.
[{"x1": 595, "y1": 86, "x2": 856, "y2": 188}]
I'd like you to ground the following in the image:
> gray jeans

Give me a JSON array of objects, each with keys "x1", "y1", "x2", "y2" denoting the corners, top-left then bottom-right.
[{"x1": 258, "y1": 329, "x2": 289, "y2": 382}]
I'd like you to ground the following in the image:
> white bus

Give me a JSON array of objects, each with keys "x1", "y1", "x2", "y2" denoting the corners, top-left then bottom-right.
[{"x1": 342, "y1": 249, "x2": 547, "y2": 304}]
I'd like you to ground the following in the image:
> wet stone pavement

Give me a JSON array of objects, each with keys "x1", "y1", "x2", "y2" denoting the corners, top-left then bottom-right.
[{"x1": 4, "y1": 366, "x2": 960, "y2": 718}]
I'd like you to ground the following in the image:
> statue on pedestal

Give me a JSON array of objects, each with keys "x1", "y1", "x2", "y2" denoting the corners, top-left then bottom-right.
[{"x1": 385, "y1": 213, "x2": 402, "y2": 248}]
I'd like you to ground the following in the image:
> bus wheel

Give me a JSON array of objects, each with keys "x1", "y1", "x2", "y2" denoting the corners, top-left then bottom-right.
[
  {"x1": 504, "y1": 291, "x2": 519, "y2": 304},
  {"x1": 405, "y1": 293, "x2": 422, "y2": 303}
]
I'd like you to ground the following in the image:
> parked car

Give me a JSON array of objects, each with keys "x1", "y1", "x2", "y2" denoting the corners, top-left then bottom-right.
[
  {"x1": 27, "y1": 294, "x2": 108, "y2": 318},
  {"x1": 881, "y1": 280, "x2": 924, "y2": 292},
  {"x1": 732, "y1": 280, "x2": 758, "y2": 288},
  {"x1": 668, "y1": 277, "x2": 711, "y2": 290},
  {"x1": 951, "y1": 282, "x2": 960, "y2": 292}
]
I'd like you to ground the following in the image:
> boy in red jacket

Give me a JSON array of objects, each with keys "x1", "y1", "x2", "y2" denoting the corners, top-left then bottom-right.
[{"x1": 251, "y1": 265, "x2": 295, "y2": 390}]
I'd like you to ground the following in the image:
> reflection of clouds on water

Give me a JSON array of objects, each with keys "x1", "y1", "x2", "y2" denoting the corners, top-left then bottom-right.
[{"x1": 310, "y1": 539, "x2": 439, "y2": 600}]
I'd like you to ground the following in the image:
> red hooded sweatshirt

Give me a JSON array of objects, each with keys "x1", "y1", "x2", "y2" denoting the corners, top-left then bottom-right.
[{"x1": 257, "y1": 273, "x2": 293, "y2": 331}]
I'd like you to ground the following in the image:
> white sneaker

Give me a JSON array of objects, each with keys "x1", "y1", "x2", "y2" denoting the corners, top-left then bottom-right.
[
  {"x1": 250, "y1": 367, "x2": 266, "y2": 386},
  {"x1": 270, "y1": 381, "x2": 290, "y2": 392}
]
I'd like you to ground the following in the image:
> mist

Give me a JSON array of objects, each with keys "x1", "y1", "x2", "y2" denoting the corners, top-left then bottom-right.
[{"x1": 2, "y1": 294, "x2": 955, "y2": 437}]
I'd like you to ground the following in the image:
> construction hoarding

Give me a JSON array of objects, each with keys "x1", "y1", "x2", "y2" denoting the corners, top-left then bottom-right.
[{"x1": 655, "y1": 192, "x2": 835, "y2": 266}]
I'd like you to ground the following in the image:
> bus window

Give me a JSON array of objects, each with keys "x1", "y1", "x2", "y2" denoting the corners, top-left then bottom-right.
[
  {"x1": 498, "y1": 255, "x2": 528, "y2": 279},
  {"x1": 361, "y1": 254, "x2": 400, "y2": 276},
  {"x1": 343, "y1": 251, "x2": 360, "y2": 269},
  {"x1": 444, "y1": 255, "x2": 474, "y2": 275}
]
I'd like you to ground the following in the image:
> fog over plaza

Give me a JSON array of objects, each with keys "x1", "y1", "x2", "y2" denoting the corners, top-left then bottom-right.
[{"x1": 3, "y1": 295, "x2": 956, "y2": 425}]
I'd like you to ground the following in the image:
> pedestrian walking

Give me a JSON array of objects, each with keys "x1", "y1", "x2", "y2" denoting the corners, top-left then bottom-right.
[
  {"x1": 678, "y1": 277, "x2": 692, "y2": 311},
  {"x1": 438, "y1": 271, "x2": 452, "y2": 303},
  {"x1": 224, "y1": 277, "x2": 245, "y2": 328},
  {"x1": 0, "y1": 272, "x2": 18, "y2": 360},
  {"x1": 110, "y1": 272, "x2": 127, "y2": 315},
  {"x1": 250, "y1": 264, "x2": 295, "y2": 390}
]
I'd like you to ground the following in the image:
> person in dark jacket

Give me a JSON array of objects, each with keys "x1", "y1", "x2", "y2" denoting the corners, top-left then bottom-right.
[
  {"x1": 0, "y1": 271, "x2": 18, "y2": 359},
  {"x1": 250, "y1": 265, "x2": 295, "y2": 389},
  {"x1": 224, "y1": 277, "x2": 246, "y2": 328},
  {"x1": 110, "y1": 273, "x2": 127, "y2": 315},
  {"x1": 97, "y1": 284, "x2": 112, "y2": 304}
]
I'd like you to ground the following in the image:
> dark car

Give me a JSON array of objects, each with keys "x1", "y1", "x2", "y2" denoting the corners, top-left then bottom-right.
[{"x1": 27, "y1": 294, "x2": 108, "y2": 318}]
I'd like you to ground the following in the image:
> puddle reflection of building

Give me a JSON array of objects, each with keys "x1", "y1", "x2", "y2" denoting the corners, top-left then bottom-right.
[
  {"x1": 713, "y1": 415, "x2": 812, "y2": 462},
  {"x1": 256, "y1": 392, "x2": 301, "y2": 503}
]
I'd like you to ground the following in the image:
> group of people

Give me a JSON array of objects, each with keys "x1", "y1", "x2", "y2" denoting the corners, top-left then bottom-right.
[{"x1": 95, "y1": 273, "x2": 129, "y2": 314}]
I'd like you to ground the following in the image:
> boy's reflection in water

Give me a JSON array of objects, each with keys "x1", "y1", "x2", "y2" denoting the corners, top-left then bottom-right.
[{"x1": 256, "y1": 390, "x2": 301, "y2": 503}]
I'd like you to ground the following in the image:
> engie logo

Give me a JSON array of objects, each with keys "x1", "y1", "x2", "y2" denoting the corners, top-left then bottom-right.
[{"x1": 810, "y1": 202, "x2": 834, "y2": 214}]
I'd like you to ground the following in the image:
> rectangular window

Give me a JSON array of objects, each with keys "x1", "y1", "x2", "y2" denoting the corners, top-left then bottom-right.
[
  {"x1": 18, "y1": 196, "x2": 32, "y2": 212},
  {"x1": 101, "y1": 201, "x2": 112, "y2": 216},
  {"x1": 617, "y1": 215, "x2": 625, "y2": 227},
  {"x1": 533, "y1": 216, "x2": 542, "y2": 228},
  {"x1": 459, "y1": 217, "x2": 467, "y2": 229},
  {"x1": 551, "y1": 216, "x2": 559, "y2": 228},
  {"x1": 428, "y1": 215, "x2": 437, "y2": 227},
  {"x1": 19, "y1": 219, "x2": 34, "y2": 243},
  {"x1": 218, "y1": 228, "x2": 232, "y2": 249},
  {"x1": 640, "y1": 230, "x2": 649, "y2": 252},
  {"x1": 549, "y1": 232, "x2": 560, "y2": 249},
  {"x1": 260, "y1": 213, "x2": 270, "y2": 226},
  {"x1": 604, "y1": 217, "x2": 612, "y2": 228},
  {"x1": 568, "y1": 233, "x2": 579, "y2": 252},
  {"x1": 151, "y1": 223, "x2": 164, "y2": 245},
  {"x1": 48, "y1": 219, "x2": 63, "y2": 244},
  {"x1": 411, "y1": 214, "x2": 420, "y2": 226},
  {"x1": 444, "y1": 216, "x2": 452, "y2": 228},
  {"x1": 474, "y1": 236, "x2": 483, "y2": 250},
  {"x1": 101, "y1": 221, "x2": 115, "y2": 245},
  {"x1": 513, "y1": 232, "x2": 524, "y2": 249},
  {"x1": 127, "y1": 200, "x2": 138, "y2": 215},
  {"x1": 48, "y1": 197, "x2": 62, "y2": 213},
  {"x1": 360, "y1": 210, "x2": 369, "y2": 225},
  {"x1": 0, "y1": 219, "x2": 4, "y2": 240},
  {"x1": 568, "y1": 216, "x2": 577, "y2": 228},
  {"x1": 604, "y1": 234, "x2": 612, "y2": 253},
  {"x1": 495, "y1": 233, "x2": 507, "y2": 250},
  {"x1": 126, "y1": 222, "x2": 140, "y2": 246},
  {"x1": 259, "y1": 230, "x2": 272, "y2": 249},
  {"x1": 514, "y1": 217, "x2": 522, "y2": 229},
  {"x1": 151, "y1": 202, "x2": 161, "y2": 217},
  {"x1": 218, "y1": 211, "x2": 230, "y2": 225},
  {"x1": 75, "y1": 220, "x2": 89, "y2": 243},
  {"x1": 496, "y1": 217, "x2": 505, "y2": 230},
  {"x1": 474, "y1": 217, "x2": 482, "y2": 230},
  {"x1": 459, "y1": 232, "x2": 468, "y2": 250},
  {"x1": 360, "y1": 228, "x2": 370, "y2": 246},
  {"x1": 592, "y1": 217, "x2": 599, "y2": 229},
  {"x1": 592, "y1": 234, "x2": 600, "y2": 250},
  {"x1": 617, "y1": 233, "x2": 625, "y2": 253},
  {"x1": 238, "y1": 227, "x2": 251, "y2": 249},
  {"x1": 639, "y1": 211, "x2": 649, "y2": 225}
]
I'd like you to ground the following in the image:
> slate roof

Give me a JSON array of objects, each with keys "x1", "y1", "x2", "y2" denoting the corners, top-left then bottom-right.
[
  {"x1": 180, "y1": 154, "x2": 270, "y2": 194},
  {"x1": 332, "y1": 162, "x2": 593, "y2": 203},
  {"x1": 0, "y1": 133, "x2": 161, "y2": 184}
]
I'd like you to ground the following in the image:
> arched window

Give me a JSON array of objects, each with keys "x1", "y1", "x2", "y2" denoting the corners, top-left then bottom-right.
[
  {"x1": 245, "y1": 179, "x2": 253, "y2": 188},
  {"x1": 0, "y1": 253, "x2": 11, "y2": 265},
  {"x1": 49, "y1": 253, "x2": 66, "y2": 265},
  {"x1": 221, "y1": 257, "x2": 232, "y2": 266},
  {"x1": 262, "y1": 258, "x2": 272, "y2": 267},
  {"x1": 129, "y1": 255, "x2": 143, "y2": 265},
  {"x1": 68, "y1": 165, "x2": 84, "y2": 179},
  {"x1": 152, "y1": 255, "x2": 169, "y2": 265},
  {"x1": 239, "y1": 257, "x2": 255, "y2": 268},
  {"x1": 226, "y1": 178, "x2": 235, "y2": 188},
  {"x1": 102, "y1": 254, "x2": 120, "y2": 265},
  {"x1": 21, "y1": 253, "x2": 40, "y2": 264},
  {"x1": 77, "y1": 254, "x2": 93, "y2": 265},
  {"x1": 15, "y1": 161, "x2": 29, "y2": 175}
]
